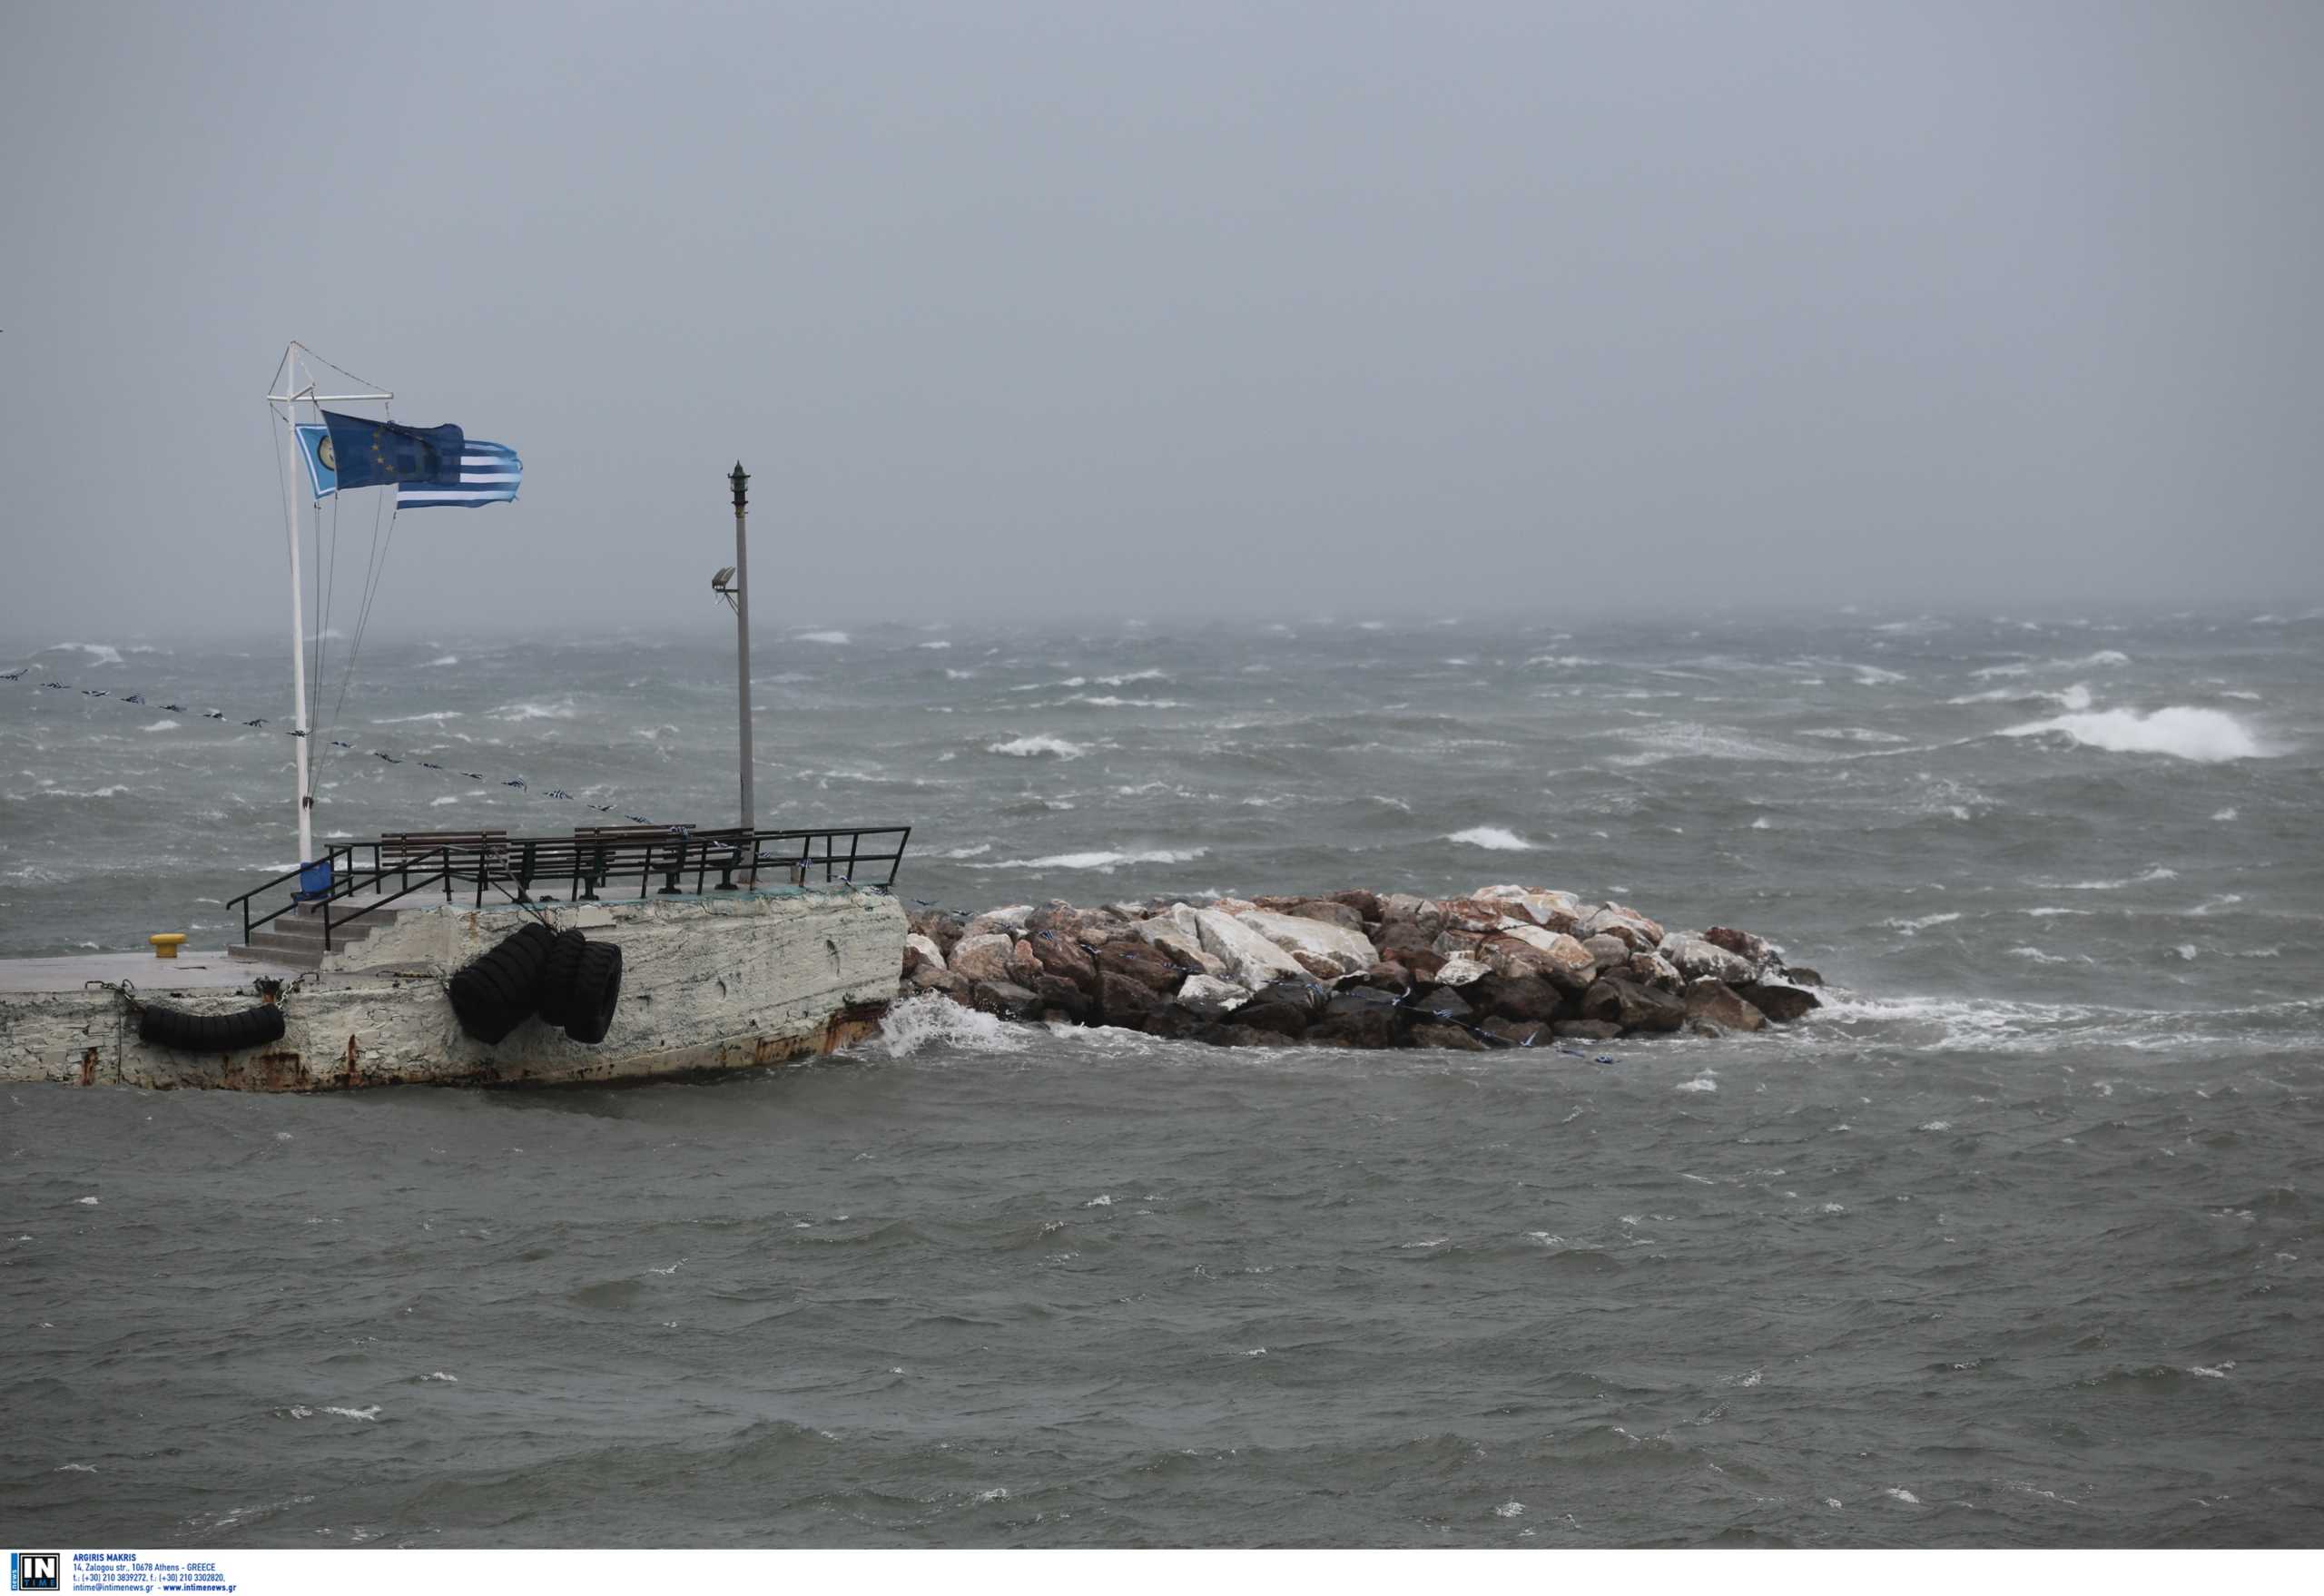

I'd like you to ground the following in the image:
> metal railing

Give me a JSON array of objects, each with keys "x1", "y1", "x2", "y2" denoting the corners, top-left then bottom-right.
[{"x1": 226, "y1": 824, "x2": 911, "y2": 952}]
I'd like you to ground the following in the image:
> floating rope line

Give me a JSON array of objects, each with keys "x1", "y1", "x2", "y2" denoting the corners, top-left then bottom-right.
[{"x1": 1, "y1": 665, "x2": 663, "y2": 827}]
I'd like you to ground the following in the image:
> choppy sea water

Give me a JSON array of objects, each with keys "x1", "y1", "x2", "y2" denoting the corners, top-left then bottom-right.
[{"x1": 3, "y1": 610, "x2": 2321, "y2": 1546}]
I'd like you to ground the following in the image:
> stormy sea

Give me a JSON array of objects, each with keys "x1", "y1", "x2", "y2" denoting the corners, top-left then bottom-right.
[{"x1": 3, "y1": 609, "x2": 2320, "y2": 1547}]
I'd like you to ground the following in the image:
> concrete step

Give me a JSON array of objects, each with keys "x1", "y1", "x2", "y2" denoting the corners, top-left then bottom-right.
[{"x1": 229, "y1": 941, "x2": 321, "y2": 969}]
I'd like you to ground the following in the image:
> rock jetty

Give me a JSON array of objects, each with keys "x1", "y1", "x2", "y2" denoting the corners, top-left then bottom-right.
[{"x1": 900, "y1": 886, "x2": 1823, "y2": 1049}]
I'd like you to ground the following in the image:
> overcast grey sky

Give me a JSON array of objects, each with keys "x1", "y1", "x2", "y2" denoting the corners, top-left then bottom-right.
[{"x1": 2, "y1": 0, "x2": 2319, "y2": 635}]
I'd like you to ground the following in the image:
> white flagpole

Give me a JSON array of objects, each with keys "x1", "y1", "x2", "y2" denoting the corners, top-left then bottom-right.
[{"x1": 278, "y1": 346, "x2": 315, "y2": 870}]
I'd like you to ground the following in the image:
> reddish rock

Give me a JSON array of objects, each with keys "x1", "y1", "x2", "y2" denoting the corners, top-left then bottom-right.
[
  {"x1": 1472, "y1": 973, "x2": 1563, "y2": 1024},
  {"x1": 1292, "y1": 951, "x2": 1344, "y2": 982},
  {"x1": 1329, "y1": 889, "x2": 1384, "y2": 922},
  {"x1": 1581, "y1": 976, "x2": 1686, "y2": 1032},
  {"x1": 1782, "y1": 965, "x2": 1824, "y2": 987},
  {"x1": 1581, "y1": 934, "x2": 1630, "y2": 970},
  {"x1": 1091, "y1": 939, "x2": 1183, "y2": 994},
  {"x1": 1097, "y1": 972, "x2": 1165, "y2": 1027},
  {"x1": 1029, "y1": 931, "x2": 1098, "y2": 994},
  {"x1": 969, "y1": 980, "x2": 1039, "y2": 1019},
  {"x1": 1437, "y1": 897, "x2": 1509, "y2": 934},
  {"x1": 1234, "y1": 1001, "x2": 1309, "y2": 1039},
  {"x1": 1683, "y1": 979, "x2": 1768, "y2": 1032},
  {"x1": 1355, "y1": 961, "x2": 1412, "y2": 993},
  {"x1": 1403, "y1": 949, "x2": 1447, "y2": 983},
  {"x1": 1409, "y1": 1021, "x2": 1488, "y2": 1051},
  {"x1": 1705, "y1": 925, "x2": 1768, "y2": 962},
  {"x1": 1622, "y1": 951, "x2": 1683, "y2": 992},
  {"x1": 1740, "y1": 982, "x2": 1821, "y2": 1023}
]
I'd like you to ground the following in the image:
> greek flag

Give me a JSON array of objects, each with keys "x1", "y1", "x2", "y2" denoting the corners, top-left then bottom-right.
[{"x1": 399, "y1": 439, "x2": 523, "y2": 509}]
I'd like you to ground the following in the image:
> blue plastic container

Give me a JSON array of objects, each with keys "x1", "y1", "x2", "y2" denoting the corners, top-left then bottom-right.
[{"x1": 297, "y1": 858, "x2": 334, "y2": 901}]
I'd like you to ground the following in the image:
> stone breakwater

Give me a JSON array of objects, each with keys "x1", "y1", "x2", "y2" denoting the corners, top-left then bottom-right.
[{"x1": 900, "y1": 885, "x2": 1824, "y2": 1049}]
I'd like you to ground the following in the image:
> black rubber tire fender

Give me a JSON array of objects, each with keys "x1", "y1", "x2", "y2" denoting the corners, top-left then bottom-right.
[
  {"x1": 447, "y1": 924, "x2": 553, "y2": 1044},
  {"x1": 535, "y1": 930, "x2": 588, "y2": 1028},
  {"x1": 563, "y1": 941, "x2": 624, "y2": 1045},
  {"x1": 139, "y1": 1002, "x2": 286, "y2": 1051}
]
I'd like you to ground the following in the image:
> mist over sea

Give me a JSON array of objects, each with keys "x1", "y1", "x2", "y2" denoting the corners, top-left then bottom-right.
[{"x1": 4, "y1": 609, "x2": 2321, "y2": 1546}]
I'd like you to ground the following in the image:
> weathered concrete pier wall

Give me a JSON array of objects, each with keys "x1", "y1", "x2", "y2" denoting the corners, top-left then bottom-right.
[{"x1": 0, "y1": 887, "x2": 904, "y2": 1089}]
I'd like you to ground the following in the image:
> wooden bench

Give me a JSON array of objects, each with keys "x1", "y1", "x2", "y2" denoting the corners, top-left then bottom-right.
[{"x1": 376, "y1": 829, "x2": 509, "y2": 892}]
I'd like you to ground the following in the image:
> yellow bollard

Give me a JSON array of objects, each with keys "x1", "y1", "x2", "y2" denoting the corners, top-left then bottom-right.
[{"x1": 149, "y1": 933, "x2": 187, "y2": 960}]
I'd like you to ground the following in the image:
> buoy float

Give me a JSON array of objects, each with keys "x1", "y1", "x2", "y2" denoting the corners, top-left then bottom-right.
[{"x1": 149, "y1": 933, "x2": 187, "y2": 960}]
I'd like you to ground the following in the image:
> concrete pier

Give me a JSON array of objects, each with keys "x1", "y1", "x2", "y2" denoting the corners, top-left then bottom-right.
[{"x1": 0, "y1": 885, "x2": 905, "y2": 1090}]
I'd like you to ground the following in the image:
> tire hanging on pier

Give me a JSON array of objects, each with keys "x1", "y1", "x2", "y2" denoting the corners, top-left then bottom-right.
[
  {"x1": 560, "y1": 941, "x2": 624, "y2": 1045},
  {"x1": 448, "y1": 921, "x2": 556, "y2": 1045},
  {"x1": 139, "y1": 1001, "x2": 287, "y2": 1052},
  {"x1": 534, "y1": 929, "x2": 589, "y2": 1030}
]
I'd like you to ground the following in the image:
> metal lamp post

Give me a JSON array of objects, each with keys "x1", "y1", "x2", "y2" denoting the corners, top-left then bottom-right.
[{"x1": 729, "y1": 462, "x2": 753, "y2": 834}]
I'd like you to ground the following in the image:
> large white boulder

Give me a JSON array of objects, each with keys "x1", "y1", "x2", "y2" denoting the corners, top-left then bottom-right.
[
  {"x1": 1191, "y1": 908, "x2": 1309, "y2": 988},
  {"x1": 963, "y1": 904, "x2": 1036, "y2": 939},
  {"x1": 1492, "y1": 924, "x2": 1598, "y2": 990},
  {"x1": 1177, "y1": 975, "x2": 1253, "y2": 1020},
  {"x1": 948, "y1": 932, "x2": 1015, "y2": 983},
  {"x1": 1659, "y1": 932, "x2": 1756, "y2": 986},
  {"x1": 1235, "y1": 910, "x2": 1377, "y2": 977},
  {"x1": 1433, "y1": 953, "x2": 1491, "y2": 987}
]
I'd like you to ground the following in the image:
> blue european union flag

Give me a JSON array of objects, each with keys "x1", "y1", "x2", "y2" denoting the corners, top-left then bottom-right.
[{"x1": 322, "y1": 409, "x2": 465, "y2": 491}]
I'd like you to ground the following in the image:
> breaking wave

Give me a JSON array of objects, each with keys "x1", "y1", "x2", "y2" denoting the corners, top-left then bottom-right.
[
  {"x1": 1444, "y1": 826, "x2": 1535, "y2": 851},
  {"x1": 988, "y1": 734, "x2": 1088, "y2": 759},
  {"x1": 2001, "y1": 706, "x2": 2263, "y2": 763},
  {"x1": 971, "y1": 848, "x2": 1207, "y2": 872}
]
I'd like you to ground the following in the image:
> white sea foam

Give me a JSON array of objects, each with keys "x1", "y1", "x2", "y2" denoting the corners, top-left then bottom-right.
[
  {"x1": 372, "y1": 711, "x2": 464, "y2": 724},
  {"x1": 1885, "y1": 1488, "x2": 1921, "y2": 1505},
  {"x1": 1097, "y1": 669, "x2": 1168, "y2": 685},
  {"x1": 795, "y1": 630, "x2": 851, "y2": 645},
  {"x1": 2053, "y1": 865, "x2": 2177, "y2": 890},
  {"x1": 1675, "y1": 1076, "x2": 1718, "y2": 1093},
  {"x1": 140, "y1": 719, "x2": 179, "y2": 732},
  {"x1": 874, "y1": 993, "x2": 1027, "y2": 1059},
  {"x1": 2212, "y1": 807, "x2": 2238, "y2": 822},
  {"x1": 988, "y1": 734, "x2": 1087, "y2": 759},
  {"x1": 323, "y1": 1405, "x2": 380, "y2": 1423},
  {"x1": 49, "y1": 642, "x2": 122, "y2": 665},
  {"x1": 2001, "y1": 706, "x2": 2263, "y2": 762},
  {"x1": 1847, "y1": 664, "x2": 1906, "y2": 685},
  {"x1": 1884, "y1": 911, "x2": 1962, "y2": 934},
  {"x1": 1445, "y1": 826, "x2": 1534, "y2": 851},
  {"x1": 1068, "y1": 695, "x2": 1184, "y2": 709},
  {"x1": 424, "y1": 655, "x2": 459, "y2": 667},
  {"x1": 918, "y1": 640, "x2": 951, "y2": 649},
  {"x1": 937, "y1": 842, "x2": 992, "y2": 859},
  {"x1": 490, "y1": 700, "x2": 576, "y2": 722},
  {"x1": 975, "y1": 848, "x2": 1207, "y2": 872},
  {"x1": 944, "y1": 669, "x2": 975, "y2": 680},
  {"x1": 430, "y1": 795, "x2": 459, "y2": 806},
  {"x1": 1799, "y1": 726, "x2": 1909, "y2": 744}
]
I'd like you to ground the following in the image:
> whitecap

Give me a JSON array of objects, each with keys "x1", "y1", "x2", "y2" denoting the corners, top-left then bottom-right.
[
  {"x1": 372, "y1": 711, "x2": 464, "y2": 724},
  {"x1": 1445, "y1": 826, "x2": 1534, "y2": 851},
  {"x1": 1884, "y1": 911, "x2": 1962, "y2": 934},
  {"x1": 1674, "y1": 1077, "x2": 1718, "y2": 1093},
  {"x1": 2001, "y1": 706, "x2": 2262, "y2": 762},
  {"x1": 987, "y1": 734, "x2": 1088, "y2": 759},
  {"x1": 918, "y1": 640, "x2": 951, "y2": 649},
  {"x1": 2212, "y1": 807, "x2": 2238, "y2": 822},
  {"x1": 423, "y1": 654, "x2": 459, "y2": 667},
  {"x1": 1885, "y1": 1488, "x2": 1921, "y2": 1504},
  {"x1": 795, "y1": 630, "x2": 851, "y2": 645},
  {"x1": 873, "y1": 993, "x2": 1027, "y2": 1059},
  {"x1": 944, "y1": 669, "x2": 975, "y2": 680},
  {"x1": 937, "y1": 842, "x2": 992, "y2": 859},
  {"x1": 323, "y1": 1405, "x2": 380, "y2": 1422},
  {"x1": 48, "y1": 642, "x2": 122, "y2": 665},
  {"x1": 973, "y1": 848, "x2": 1206, "y2": 872},
  {"x1": 140, "y1": 719, "x2": 179, "y2": 732},
  {"x1": 489, "y1": 700, "x2": 576, "y2": 722}
]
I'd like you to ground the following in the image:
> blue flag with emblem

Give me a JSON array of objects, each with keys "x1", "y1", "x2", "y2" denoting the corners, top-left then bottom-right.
[{"x1": 301, "y1": 409, "x2": 522, "y2": 509}]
